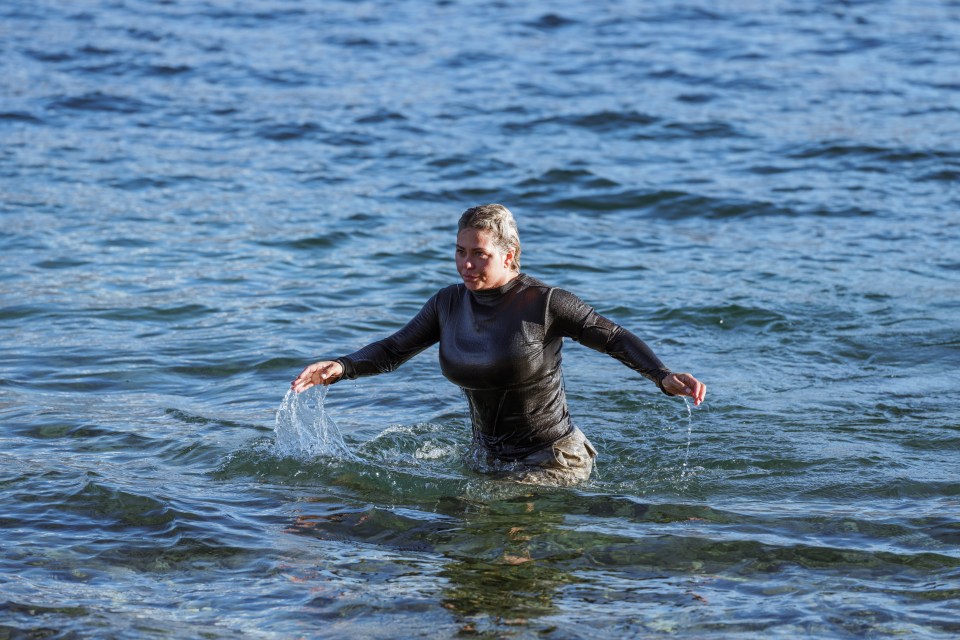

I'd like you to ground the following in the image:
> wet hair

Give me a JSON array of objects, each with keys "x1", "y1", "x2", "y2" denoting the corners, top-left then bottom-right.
[{"x1": 457, "y1": 204, "x2": 522, "y2": 272}]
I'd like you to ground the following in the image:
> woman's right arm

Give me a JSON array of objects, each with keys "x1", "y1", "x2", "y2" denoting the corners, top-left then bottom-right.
[{"x1": 291, "y1": 293, "x2": 443, "y2": 393}]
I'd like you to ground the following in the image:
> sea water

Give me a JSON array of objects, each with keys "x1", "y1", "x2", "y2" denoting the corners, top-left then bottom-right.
[{"x1": 2, "y1": 0, "x2": 959, "y2": 637}]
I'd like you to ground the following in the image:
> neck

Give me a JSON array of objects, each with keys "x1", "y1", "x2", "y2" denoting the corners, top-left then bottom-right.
[
  {"x1": 471, "y1": 272, "x2": 523, "y2": 301},
  {"x1": 489, "y1": 270, "x2": 520, "y2": 289}
]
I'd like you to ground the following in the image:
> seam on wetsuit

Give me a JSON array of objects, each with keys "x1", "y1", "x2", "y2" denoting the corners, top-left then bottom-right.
[
  {"x1": 544, "y1": 286, "x2": 555, "y2": 339},
  {"x1": 546, "y1": 285, "x2": 588, "y2": 343},
  {"x1": 490, "y1": 390, "x2": 507, "y2": 438}
]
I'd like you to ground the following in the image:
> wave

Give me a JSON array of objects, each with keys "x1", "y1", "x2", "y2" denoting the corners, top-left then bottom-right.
[
  {"x1": 0, "y1": 111, "x2": 43, "y2": 124},
  {"x1": 280, "y1": 487, "x2": 960, "y2": 575},
  {"x1": 517, "y1": 167, "x2": 619, "y2": 189},
  {"x1": 524, "y1": 13, "x2": 578, "y2": 30},
  {"x1": 502, "y1": 110, "x2": 659, "y2": 133},
  {"x1": 59, "y1": 480, "x2": 181, "y2": 528},
  {"x1": 788, "y1": 141, "x2": 960, "y2": 165},
  {"x1": 141, "y1": 64, "x2": 193, "y2": 77},
  {"x1": 354, "y1": 110, "x2": 408, "y2": 125},
  {"x1": 0, "y1": 304, "x2": 49, "y2": 321},
  {"x1": 48, "y1": 92, "x2": 150, "y2": 114},
  {"x1": 526, "y1": 189, "x2": 796, "y2": 219},
  {"x1": 921, "y1": 169, "x2": 960, "y2": 182},
  {"x1": 800, "y1": 478, "x2": 960, "y2": 501},
  {"x1": 255, "y1": 122, "x2": 326, "y2": 142},
  {"x1": 255, "y1": 230, "x2": 353, "y2": 250},
  {"x1": 90, "y1": 304, "x2": 217, "y2": 322},
  {"x1": 652, "y1": 304, "x2": 791, "y2": 332}
]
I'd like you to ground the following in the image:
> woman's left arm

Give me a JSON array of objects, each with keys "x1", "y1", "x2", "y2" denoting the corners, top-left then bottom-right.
[{"x1": 547, "y1": 288, "x2": 706, "y2": 406}]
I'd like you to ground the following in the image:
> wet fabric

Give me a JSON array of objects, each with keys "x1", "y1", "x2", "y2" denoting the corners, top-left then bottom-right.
[
  {"x1": 335, "y1": 273, "x2": 673, "y2": 461},
  {"x1": 466, "y1": 425, "x2": 599, "y2": 487}
]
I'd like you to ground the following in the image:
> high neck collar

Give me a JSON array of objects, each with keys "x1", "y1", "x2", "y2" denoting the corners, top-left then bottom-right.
[{"x1": 468, "y1": 273, "x2": 524, "y2": 305}]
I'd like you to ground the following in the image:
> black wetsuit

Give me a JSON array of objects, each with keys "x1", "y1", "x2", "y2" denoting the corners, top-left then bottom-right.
[{"x1": 336, "y1": 273, "x2": 672, "y2": 460}]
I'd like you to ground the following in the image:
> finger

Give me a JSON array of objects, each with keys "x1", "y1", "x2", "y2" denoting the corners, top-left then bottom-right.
[
  {"x1": 686, "y1": 377, "x2": 705, "y2": 406},
  {"x1": 292, "y1": 364, "x2": 320, "y2": 391},
  {"x1": 293, "y1": 378, "x2": 314, "y2": 393},
  {"x1": 291, "y1": 373, "x2": 309, "y2": 390},
  {"x1": 293, "y1": 365, "x2": 313, "y2": 381},
  {"x1": 676, "y1": 374, "x2": 701, "y2": 403}
]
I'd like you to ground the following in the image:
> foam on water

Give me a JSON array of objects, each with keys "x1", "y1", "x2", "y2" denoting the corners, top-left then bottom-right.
[{"x1": 272, "y1": 386, "x2": 356, "y2": 461}]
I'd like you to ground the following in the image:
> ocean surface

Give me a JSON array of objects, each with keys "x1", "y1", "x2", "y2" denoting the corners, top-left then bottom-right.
[{"x1": 2, "y1": 0, "x2": 959, "y2": 637}]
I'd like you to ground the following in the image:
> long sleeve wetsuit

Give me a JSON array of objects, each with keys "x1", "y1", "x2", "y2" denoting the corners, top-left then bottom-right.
[{"x1": 335, "y1": 273, "x2": 673, "y2": 461}]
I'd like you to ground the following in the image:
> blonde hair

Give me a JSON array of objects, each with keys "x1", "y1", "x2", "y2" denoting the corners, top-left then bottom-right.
[{"x1": 457, "y1": 204, "x2": 522, "y2": 272}]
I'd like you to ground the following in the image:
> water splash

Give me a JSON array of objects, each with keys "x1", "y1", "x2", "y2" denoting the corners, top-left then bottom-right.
[
  {"x1": 680, "y1": 397, "x2": 693, "y2": 479},
  {"x1": 273, "y1": 386, "x2": 357, "y2": 460}
]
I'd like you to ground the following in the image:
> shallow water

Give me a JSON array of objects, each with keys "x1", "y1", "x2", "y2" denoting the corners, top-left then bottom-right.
[{"x1": 2, "y1": 0, "x2": 960, "y2": 637}]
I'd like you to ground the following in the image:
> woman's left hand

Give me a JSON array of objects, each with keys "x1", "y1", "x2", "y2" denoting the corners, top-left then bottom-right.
[{"x1": 662, "y1": 373, "x2": 707, "y2": 406}]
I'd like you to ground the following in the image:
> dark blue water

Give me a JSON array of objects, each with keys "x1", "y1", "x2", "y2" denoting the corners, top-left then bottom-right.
[{"x1": 2, "y1": 0, "x2": 960, "y2": 637}]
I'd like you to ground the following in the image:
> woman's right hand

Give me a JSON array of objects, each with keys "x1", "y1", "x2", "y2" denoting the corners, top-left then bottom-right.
[{"x1": 291, "y1": 360, "x2": 344, "y2": 393}]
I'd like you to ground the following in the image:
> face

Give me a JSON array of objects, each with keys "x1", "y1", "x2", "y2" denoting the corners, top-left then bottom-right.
[{"x1": 455, "y1": 228, "x2": 516, "y2": 291}]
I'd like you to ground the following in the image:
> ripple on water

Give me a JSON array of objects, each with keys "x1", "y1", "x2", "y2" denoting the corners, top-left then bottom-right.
[
  {"x1": 49, "y1": 92, "x2": 152, "y2": 115},
  {"x1": 530, "y1": 189, "x2": 798, "y2": 219}
]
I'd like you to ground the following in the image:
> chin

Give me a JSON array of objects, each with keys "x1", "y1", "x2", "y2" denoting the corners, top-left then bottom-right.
[{"x1": 461, "y1": 276, "x2": 483, "y2": 290}]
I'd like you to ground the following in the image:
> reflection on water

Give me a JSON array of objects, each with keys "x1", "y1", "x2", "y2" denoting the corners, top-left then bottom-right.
[
  {"x1": 288, "y1": 492, "x2": 576, "y2": 634},
  {"x1": 440, "y1": 525, "x2": 571, "y2": 633}
]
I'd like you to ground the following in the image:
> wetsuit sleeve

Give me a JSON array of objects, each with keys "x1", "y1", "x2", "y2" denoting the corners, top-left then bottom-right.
[
  {"x1": 336, "y1": 294, "x2": 441, "y2": 380},
  {"x1": 546, "y1": 288, "x2": 674, "y2": 394}
]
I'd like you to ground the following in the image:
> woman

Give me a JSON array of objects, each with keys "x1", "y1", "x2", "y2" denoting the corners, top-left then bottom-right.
[{"x1": 292, "y1": 204, "x2": 706, "y2": 486}]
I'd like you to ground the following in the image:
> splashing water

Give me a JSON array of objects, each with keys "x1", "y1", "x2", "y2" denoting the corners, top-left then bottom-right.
[
  {"x1": 273, "y1": 386, "x2": 356, "y2": 460},
  {"x1": 680, "y1": 397, "x2": 693, "y2": 479}
]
